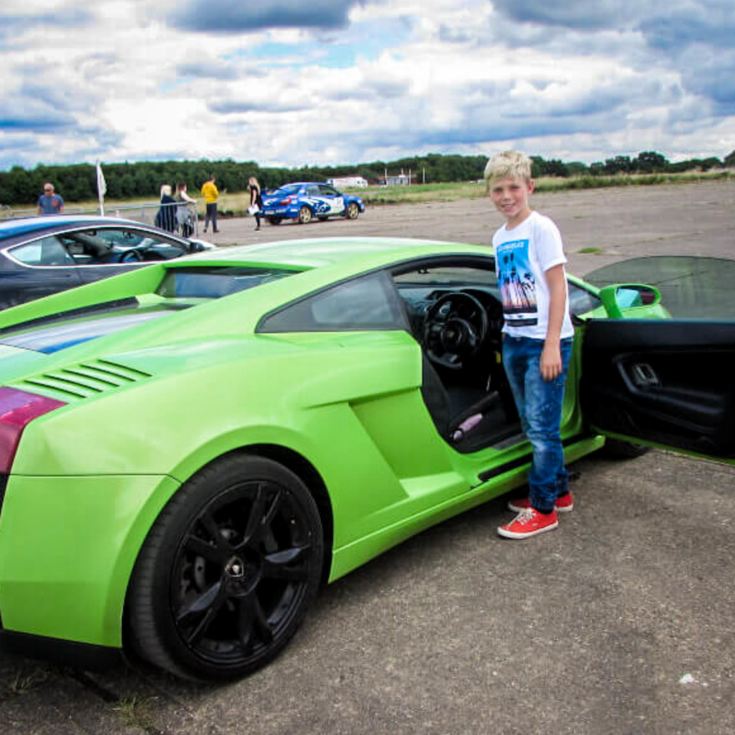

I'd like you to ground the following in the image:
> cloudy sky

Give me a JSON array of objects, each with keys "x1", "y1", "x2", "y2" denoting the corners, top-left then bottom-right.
[{"x1": 2, "y1": 0, "x2": 733, "y2": 170}]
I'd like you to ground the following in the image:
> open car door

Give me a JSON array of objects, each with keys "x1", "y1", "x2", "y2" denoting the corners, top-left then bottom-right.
[
  {"x1": 581, "y1": 317, "x2": 735, "y2": 464},
  {"x1": 581, "y1": 256, "x2": 735, "y2": 464}
]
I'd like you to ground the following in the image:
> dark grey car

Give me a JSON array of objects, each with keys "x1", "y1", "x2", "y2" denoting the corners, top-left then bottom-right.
[{"x1": 0, "y1": 215, "x2": 214, "y2": 309}]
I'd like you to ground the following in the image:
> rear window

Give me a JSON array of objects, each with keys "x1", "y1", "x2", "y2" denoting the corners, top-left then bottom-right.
[
  {"x1": 156, "y1": 266, "x2": 295, "y2": 299},
  {"x1": 0, "y1": 266, "x2": 298, "y2": 352}
]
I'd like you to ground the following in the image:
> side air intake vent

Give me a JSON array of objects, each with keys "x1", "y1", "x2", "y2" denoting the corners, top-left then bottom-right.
[{"x1": 20, "y1": 359, "x2": 152, "y2": 401}]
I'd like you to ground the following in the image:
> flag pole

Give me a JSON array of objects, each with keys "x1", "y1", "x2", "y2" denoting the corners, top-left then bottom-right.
[{"x1": 96, "y1": 161, "x2": 107, "y2": 216}]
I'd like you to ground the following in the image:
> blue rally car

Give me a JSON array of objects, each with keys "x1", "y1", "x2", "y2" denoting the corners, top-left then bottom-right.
[{"x1": 260, "y1": 182, "x2": 365, "y2": 225}]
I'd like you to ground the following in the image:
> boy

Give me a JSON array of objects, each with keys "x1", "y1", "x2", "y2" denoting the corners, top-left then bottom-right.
[{"x1": 486, "y1": 151, "x2": 575, "y2": 539}]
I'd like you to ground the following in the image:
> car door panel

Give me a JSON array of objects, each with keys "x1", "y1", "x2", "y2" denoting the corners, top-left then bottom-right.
[
  {"x1": 1, "y1": 266, "x2": 83, "y2": 308},
  {"x1": 77, "y1": 263, "x2": 139, "y2": 287},
  {"x1": 3, "y1": 237, "x2": 84, "y2": 308},
  {"x1": 317, "y1": 186, "x2": 345, "y2": 215},
  {"x1": 581, "y1": 319, "x2": 735, "y2": 459}
]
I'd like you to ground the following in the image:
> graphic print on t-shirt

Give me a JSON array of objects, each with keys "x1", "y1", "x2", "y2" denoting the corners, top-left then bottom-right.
[{"x1": 496, "y1": 238, "x2": 537, "y2": 326}]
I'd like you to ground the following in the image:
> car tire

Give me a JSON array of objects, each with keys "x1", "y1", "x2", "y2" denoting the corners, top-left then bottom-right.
[
  {"x1": 298, "y1": 206, "x2": 313, "y2": 225},
  {"x1": 127, "y1": 454, "x2": 324, "y2": 681},
  {"x1": 345, "y1": 202, "x2": 360, "y2": 220},
  {"x1": 267, "y1": 217, "x2": 282, "y2": 226},
  {"x1": 599, "y1": 439, "x2": 651, "y2": 460}
]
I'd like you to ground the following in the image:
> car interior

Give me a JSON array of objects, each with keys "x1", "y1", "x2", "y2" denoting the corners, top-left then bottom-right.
[
  {"x1": 392, "y1": 257, "x2": 602, "y2": 453},
  {"x1": 392, "y1": 259, "x2": 521, "y2": 452},
  {"x1": 6, "y1": 228, "x2": 188, "y2": 268},
  {"x1": 57, "y1": 229, "x2": 186, "y2": 264}
]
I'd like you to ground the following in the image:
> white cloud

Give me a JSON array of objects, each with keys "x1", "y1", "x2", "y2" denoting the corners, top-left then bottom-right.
[{"x1": 0, "y1": 0, "x2": 733, "y2": 171}]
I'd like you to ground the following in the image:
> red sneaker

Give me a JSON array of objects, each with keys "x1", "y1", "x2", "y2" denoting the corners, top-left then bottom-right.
[
  {"x1": 497, "y1": 508, "x2": 559, "y2": 539},
  {"x1": 507, "y1": 492, "x2": 574, "y2": 514}
]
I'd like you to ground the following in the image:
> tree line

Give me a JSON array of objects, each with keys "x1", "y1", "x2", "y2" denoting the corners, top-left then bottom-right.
[{"x1": 1, "y1": 150, "x2": 733, "y2": 206}]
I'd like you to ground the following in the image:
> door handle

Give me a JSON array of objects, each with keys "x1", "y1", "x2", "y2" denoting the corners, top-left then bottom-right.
[{"x1": 630, "y1": 362, "x2": 660, "y2": 387}]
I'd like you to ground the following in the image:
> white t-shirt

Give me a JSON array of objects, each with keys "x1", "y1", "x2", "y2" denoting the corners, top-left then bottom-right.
[{"x1": 493, "y1": 210, "x2": 574, "y2": 340}]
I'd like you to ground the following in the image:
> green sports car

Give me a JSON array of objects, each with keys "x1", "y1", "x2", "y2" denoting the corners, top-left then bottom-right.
[{"x1": 0, "y1": 237, "x2": 732, "y2": 680}]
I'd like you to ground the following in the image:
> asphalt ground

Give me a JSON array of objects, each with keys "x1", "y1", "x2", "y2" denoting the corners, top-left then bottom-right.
[
  {"x1": 1, "y1": 180, "x2": 734, "y2": 734},
  {"x1": 203, "y1": 178, "x2": 735, "y2": 277}
]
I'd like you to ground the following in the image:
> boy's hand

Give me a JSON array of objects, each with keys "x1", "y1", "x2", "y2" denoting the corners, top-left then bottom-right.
[{"x1": 540, "y1": 342, "x2": 562, "y2": 381}]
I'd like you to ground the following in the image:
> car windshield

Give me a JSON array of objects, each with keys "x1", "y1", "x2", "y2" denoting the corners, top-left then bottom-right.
[{"x1": 584, "y1": 256, "x2": 735, "y2": 318}]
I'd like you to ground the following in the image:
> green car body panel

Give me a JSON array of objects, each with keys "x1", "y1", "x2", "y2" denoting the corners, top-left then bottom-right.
[{"x1": 0, "y1": 237, "x2": 684, "y2": 673}]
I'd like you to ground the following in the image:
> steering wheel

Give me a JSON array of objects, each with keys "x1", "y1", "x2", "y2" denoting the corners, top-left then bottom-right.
[
  {"x1": 424, "y1": 292, "x2": 489, "y2": 370},
  {"x1": 120, "y1": 249, "x2": 144, "y2": 263}
]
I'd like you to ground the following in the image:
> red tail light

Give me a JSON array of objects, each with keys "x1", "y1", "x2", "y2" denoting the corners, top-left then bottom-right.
[
  {"x1": 279, "y1": 195, "x2": 295, "y2": 205},
  {"x1": 0, "y1": 388, "x2": 66, "y2": 473}
]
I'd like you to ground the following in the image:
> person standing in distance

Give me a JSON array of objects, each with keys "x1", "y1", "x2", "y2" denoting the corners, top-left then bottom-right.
[
  {"x1": 248, "y1": 176, "x2": 263, "y2": 231},
  {"x1": 156, "y1": 184, "x2": 177, "y2": 232},
  {"x1": 175, "y1": 182, "x2": 196, "y2": 237},
  {"x1": 37, "y1": 182, "x2": 64, "y2": 215},
  {"x1": 201, "y1": 174, "x2": 219, "y2": 233},
  {"x1": 486, "y1": 150, "x2": 575, "y2": 540}
]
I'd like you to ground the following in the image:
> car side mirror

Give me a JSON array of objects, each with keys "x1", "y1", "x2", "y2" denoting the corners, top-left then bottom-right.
[{"x1": 598, "y1": 284, "x2": 661, "y2": 318}]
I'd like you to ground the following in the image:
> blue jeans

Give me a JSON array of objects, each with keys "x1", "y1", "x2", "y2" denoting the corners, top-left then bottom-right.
[{"x1": 502, "y1": 335, "x2": 574, "y2": 513}]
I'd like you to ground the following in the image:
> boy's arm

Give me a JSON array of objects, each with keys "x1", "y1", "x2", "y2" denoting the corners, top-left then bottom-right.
[{"x1": 540, "y1": 263, "x2": 567, "y2": 381}]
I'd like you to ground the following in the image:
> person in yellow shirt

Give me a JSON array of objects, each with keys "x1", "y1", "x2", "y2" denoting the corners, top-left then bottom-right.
[{"x1": 201, "y1": 174, "x2": 220, "y2": 233}]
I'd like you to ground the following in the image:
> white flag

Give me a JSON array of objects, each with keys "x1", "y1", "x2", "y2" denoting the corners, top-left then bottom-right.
[{"x1": 96, "y1": 161, "x2": 107, "y2": 198}]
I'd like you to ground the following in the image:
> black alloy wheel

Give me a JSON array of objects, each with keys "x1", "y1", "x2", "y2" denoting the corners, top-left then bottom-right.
[{"x1": 127, "y1": 454, "x2": 324, "y2": 680}]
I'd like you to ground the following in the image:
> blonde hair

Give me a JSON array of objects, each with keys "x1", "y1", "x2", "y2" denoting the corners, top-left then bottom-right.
[
  {"x1": 483, "y1": 150, "x2": 533, "y2": 189},
  {"x1": 160, "y1": 184, "x2": 172, "y2": 197}
]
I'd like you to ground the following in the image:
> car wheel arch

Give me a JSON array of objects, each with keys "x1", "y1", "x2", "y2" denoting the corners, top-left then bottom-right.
[
  {"x1": 121, "y1": 444, "x2": 334, "y2": 616},
  {"x1": 120, "y1": 445, "x2": 334, "y2": 678}
]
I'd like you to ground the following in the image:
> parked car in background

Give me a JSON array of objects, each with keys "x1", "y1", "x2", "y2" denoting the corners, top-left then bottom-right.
[
  {"x1": 0, "y1": 236, "x2": 731, "y2": 682},
  {"x1": 0, "y1": 216, "x2": 215, "y2": 309},
  {"x1": 260, "y1": 182, "x2": 365, "y2": 225}
]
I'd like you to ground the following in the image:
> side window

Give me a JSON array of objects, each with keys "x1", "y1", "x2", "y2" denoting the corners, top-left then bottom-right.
[
  {"x1": 100, "y1": 229, "x2": 146, "y2": 247},
  {"x1": 103, "y1": 228, "x2": 185, "y2": 254},
  {"x1": 319, "y1": 186, "x2": 339, "y2": 196},
  {"x1": 259, "y1": 273, "x2": 406, "y2": 332},
  {"x1": 306, "y1": 185, "x2": 320, "y2": 196},
  {"x1": 60, "y1": 228, "x2": 185, "y2": 264},
  {"x1": 568, "y1": 282, "x2": 601, "y2": 316},
  {"x1": 59, "y1": 231, "x2": 113, "y2": 262},
  {"x1": 10, "y1": 237, "x2": 76, "y2": 266}
]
